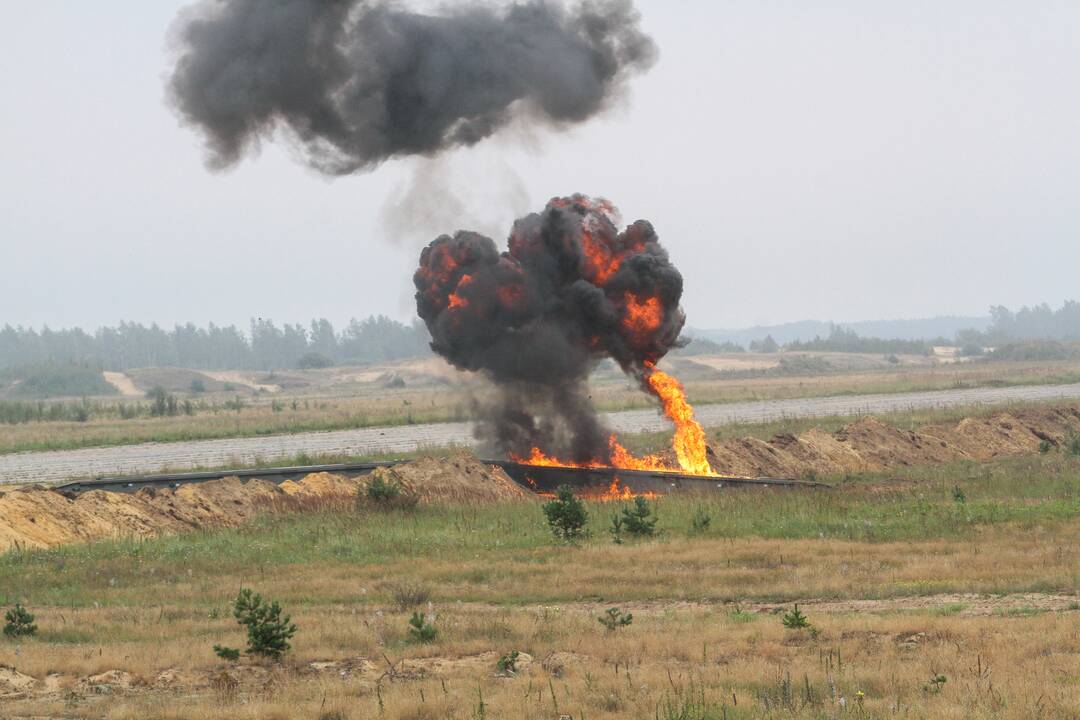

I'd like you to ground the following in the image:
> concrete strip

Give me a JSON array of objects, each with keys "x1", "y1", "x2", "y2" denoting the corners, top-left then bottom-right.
[{"x1": 4, "y1": 382, "x2": 1080, "y2": 484}]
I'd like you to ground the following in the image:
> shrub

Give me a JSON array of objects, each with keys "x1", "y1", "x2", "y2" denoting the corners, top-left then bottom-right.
[
  {"x1": 148, "y1": 386, "x2": 179, "y2": 417},
  {"x1": 496, "y1": 650, "x2": 520, "y2": 675},
  {"x1": 952, "y1": 486, "x2": 966, "y2": 504},
  {"x1": 213, "y1": 644, "x2": 240, "y2": 661},
  {"x1": 7, "y1": 364, "x2": 117, "y2": 399},
  {"x1": 408, "y1": 611, "x2": 438, "y2": 644},
  {"x1": 217, "y1": 588, "x2": 297, "y2": 660},
  {"x1": 923, "y1": 674, "x2": 947, "y2": 694},
  {"x1": 1067, "y1": 434, "x2": 1080, "y2": 457},
  {"x1": 542, "y1": 486, "x2": 589, "y2": 541},
  {"x1": 620, "y1": 496, "x2": 657, "y2": 537},
  {"x1": 781, "y1": 604, "x2": 811, "y2": 630},
  {"x1": 690, "y1": 507, "x2": 711, "y2": 534},
  {"x1": 3, "y1": 604, "x2": 37, "y2": 638},
  {"x1": 297, "y1": 352, "x2": 334, "y2": 369},
  {"x1": 390, "y1": 581, "x2": 432, "y2": 611},
  {"x1": 359, "y1": 472, "x2": 418, "y2": 511},
  {"x1": 609, "y1": 514, "x2": 624, "y2": 544},
  {"x1": 189, "y1": 378, "x2": 206, "y2": 393},
  {"x1": 1039, "y1": 439, "x2": 1054, "y2": 454},
  {"x1": 598, "y1": 607, "x2": 633, "y2": 631}
]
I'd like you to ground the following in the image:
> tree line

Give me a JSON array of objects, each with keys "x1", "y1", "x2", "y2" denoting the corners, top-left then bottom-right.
[
  {"x1": 751, "y1": 301, "x2": 1080, "y2": 355},
  {"x1": 0, "y1": 316, "x2": 431, "y2": 371}
]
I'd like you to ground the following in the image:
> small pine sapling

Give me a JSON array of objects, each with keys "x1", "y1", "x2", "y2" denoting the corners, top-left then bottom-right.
[
  {"x1": 408, "y1": 611, "x2": 438, "y2": 643},
  {"x1": 620, "y1": 496, "x2": 657, "y2": 536},
  {"x1": 3, "y1": 604, "x2": 36, "y2": 638},
  {"x1": 598, "y1": 607, "x2": 633, "y2": 631},
  {"x1": 781, "y1": 604, "x2": 812, "y2": 630},
  {"x1": 214, "y1": 588, "x2": 297, "y2": 661},
  {"x1": 496, "y1": 650, "x2": 520, "y2": 675},
  {"x1": 690, "y1": 507, "x2": 712, "y2": 534},
  {"x1": 213, "y1": 644, "x2": 241, "y2": 661},
  {"x1": 542, "y1": 485, "x2": 589, "y2": 541},
  {"x1": 609, "y1": 514, "x2": 624, "y2": 544}
]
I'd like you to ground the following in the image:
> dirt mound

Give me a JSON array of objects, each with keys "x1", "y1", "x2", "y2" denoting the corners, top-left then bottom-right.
[
  {"x1": 0, "y1": 455, "x2": 528, "y2": 550},
  {"x1": 707, "y1": 403, "x2": 1080, "y2": 478},
  {"x1": 0, "y1": 665, "x2": 37, "y2": 697},
  {"x1": 365, "y1": 454, "x2": 531, "y2": 505}
]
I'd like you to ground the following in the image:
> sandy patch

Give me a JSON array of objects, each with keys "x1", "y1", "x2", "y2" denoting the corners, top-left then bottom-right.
[{"x1": 102, "y1": 371, "x2": 142, "y2": 397}]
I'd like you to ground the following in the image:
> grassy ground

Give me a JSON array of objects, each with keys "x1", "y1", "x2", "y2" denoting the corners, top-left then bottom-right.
[
  {"x1": 3, "y1": 359, "x2": 1080, "y2": 455},
  {"x1": 1, "y1": 452, "x2": 1079, "y2": 717}
]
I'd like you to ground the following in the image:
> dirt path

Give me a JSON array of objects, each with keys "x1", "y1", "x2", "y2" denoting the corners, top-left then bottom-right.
[
  {"x1": 4, "y1": 382, "x2": 1080, "y2": 484},
  {"x1": 101, "y1": 371, "x2": 141, "y2": 397}
]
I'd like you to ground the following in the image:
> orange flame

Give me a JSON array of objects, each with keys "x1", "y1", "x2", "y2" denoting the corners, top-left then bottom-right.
[
  {"x1": 643, "y1": 362, "x2": 713, "y2": 475},
  {"x1": 447, "y1": 274, "x2": 474, "y2": 310},
  {"x1": 622, "y1": 292, "x2": 663, "y2": 344},
  {"x1": 514, "y1": 363, "x2": 717, "y2": 481}
]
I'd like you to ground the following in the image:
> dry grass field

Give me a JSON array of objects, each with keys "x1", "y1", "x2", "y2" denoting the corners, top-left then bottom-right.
[
  {"x1": 1, "y1": 451, "x2": 1079, "y2": 718},
  {"x1": 4, "y1": 355, "x2": 1080, "y2": 455}
]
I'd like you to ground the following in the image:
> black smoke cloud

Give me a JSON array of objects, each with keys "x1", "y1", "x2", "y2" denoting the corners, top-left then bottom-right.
[
  {"x1": 168, "y1": 0, "x2": 657, "y2": 174},
  {"x1": 414, "y1": 195, "x2": 684, "y2": 462}
]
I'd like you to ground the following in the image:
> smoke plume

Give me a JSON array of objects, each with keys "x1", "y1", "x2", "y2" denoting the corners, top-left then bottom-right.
[
  {"x1": 168, "y1": 0, "x2": 657, "y2": 174},
  {"x1": 414, "y1": 195, "x2": 685, "y2": 462}
]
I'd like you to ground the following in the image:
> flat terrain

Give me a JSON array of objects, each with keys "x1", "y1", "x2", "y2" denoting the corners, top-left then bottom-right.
[
  {"x1": 5, "y1": 354, "x2": 1080, "y2": 456},
  {"x1": 1, "y1": 452, "x2": 1078, "y2": 718},
  {"x1": 4, "y1": 380, "x2": 1080, "y2": 484}
]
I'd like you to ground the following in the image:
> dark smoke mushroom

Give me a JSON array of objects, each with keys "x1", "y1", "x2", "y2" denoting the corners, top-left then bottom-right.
[
  {"x1": 168, "y1": 0, "x2": 658, "y2": 173},
  {"x1": 414, "y1": 195, "x2": 685, "y2": 462}
]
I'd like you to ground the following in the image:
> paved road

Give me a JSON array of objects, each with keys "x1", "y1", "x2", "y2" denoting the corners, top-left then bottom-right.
[{"x1": 5, "y1": 382, "x2": 1080, "y2": 484}]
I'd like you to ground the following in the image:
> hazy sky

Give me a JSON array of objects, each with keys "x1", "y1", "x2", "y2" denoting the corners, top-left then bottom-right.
[{"x1": 2, "y1": 1, "x2": 1078, "y2": 332}]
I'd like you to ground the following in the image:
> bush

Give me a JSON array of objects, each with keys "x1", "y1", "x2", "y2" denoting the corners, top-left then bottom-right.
[
  {"x1": 1039, "y1": 439, "x2": 1054, "y2": 454},
  {"x1": 1068, "y1": 434, "x2": 1080, "y2": 457},
  {"x1": 148, "y1": 386, "x2": 180, "y2": 417},
  {"x1": 358, "y1": 472, "x2": 418, "y2": 511},
  {"x1": 690, "y1": 507, "x2": 711, "y2": 534},
  {"x1": 215, "y1": 588, "x2": 297, "y2": 660},
  {"x1": 408, "y1": 611, "x2": 437, "y2": 644},
  {"x1": 598, "y1": 607, "x2": 633, "y2": 631},
  {"x1": 952, "y1": 486, "x2": 966, "y2": 504},
  {"x1": 542, "y1": 486, "x2": 589, "y2": 541},
  {"x1": 3, "y1": 604, "x2": 37, "y2": 638},
  {"x1": 781, "y1": 604, "x2": 811, "y2": 630},
  {"x1": 7, "y1": 364, "x2": 117, "y2": 399},
  {"x1": 496, "y1": 650, "x2": 520, "y2": 675},
  {"x1": 390, "y1": 581, "x2": 432, "y2": 611},
  {"x1": 213, "y1": 644, "x2": 240, "y2": 661},
  {"x1": 620, "y1": 496, "x2": 658, "y2": 537},
  {"x1": 190, "y1": 378, "x2": 206, "y2": 393},
  {"x1": 296, "y1": 352, "x2": 333, "y2": 369},
  {"x1": 609, "y1": 514, "x2": 624, "y2": 544}
]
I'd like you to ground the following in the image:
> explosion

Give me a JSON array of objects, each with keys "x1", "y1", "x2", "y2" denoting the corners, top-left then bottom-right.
[{"x1": 414, "y1": 195, "x2": 716, "y2": 477}]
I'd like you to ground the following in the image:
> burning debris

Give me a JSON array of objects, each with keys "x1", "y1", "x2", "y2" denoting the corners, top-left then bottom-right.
[
  {"x1": 168, "y1": 0, "x2": 657, "y2": 173},
  {"x1": 414, "y1": 195, "x2": 716, "y2": 476}
]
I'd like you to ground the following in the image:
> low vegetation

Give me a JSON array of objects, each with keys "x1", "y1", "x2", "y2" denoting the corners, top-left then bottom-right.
[
  {"x1": 542, "y1": 485, "x2": 590, "y2": 541},
  {"x1": 0, "y1": 364, "x2": 116, "y2": 400},
  {"x1": 0, "y1": 452, "x2": 1078, "y2": 717},
  {"x1": 212, "y1": 588, "x2": 297, "y2": 661},
  {"x1": 3, "y1": 603, "x2": 36, "y2": 638}
]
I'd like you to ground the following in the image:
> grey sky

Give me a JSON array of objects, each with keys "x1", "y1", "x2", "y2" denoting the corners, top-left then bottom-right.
[{"x1": 2, "y1": 1, "x2": 1077, "y2": 332}]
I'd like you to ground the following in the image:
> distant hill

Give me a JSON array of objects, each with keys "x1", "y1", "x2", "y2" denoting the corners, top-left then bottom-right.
[{"x1": 689, "y1": 316, "x2": 990, "y2": 347}]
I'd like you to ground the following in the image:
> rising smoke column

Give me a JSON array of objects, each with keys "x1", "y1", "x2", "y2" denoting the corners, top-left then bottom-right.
[
  {"x1": 168, "y1": 0, "x2": 657, "y2": 173},
  {"x1": 414, "y1": 195, "x2": 686, "y2": 463}
]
